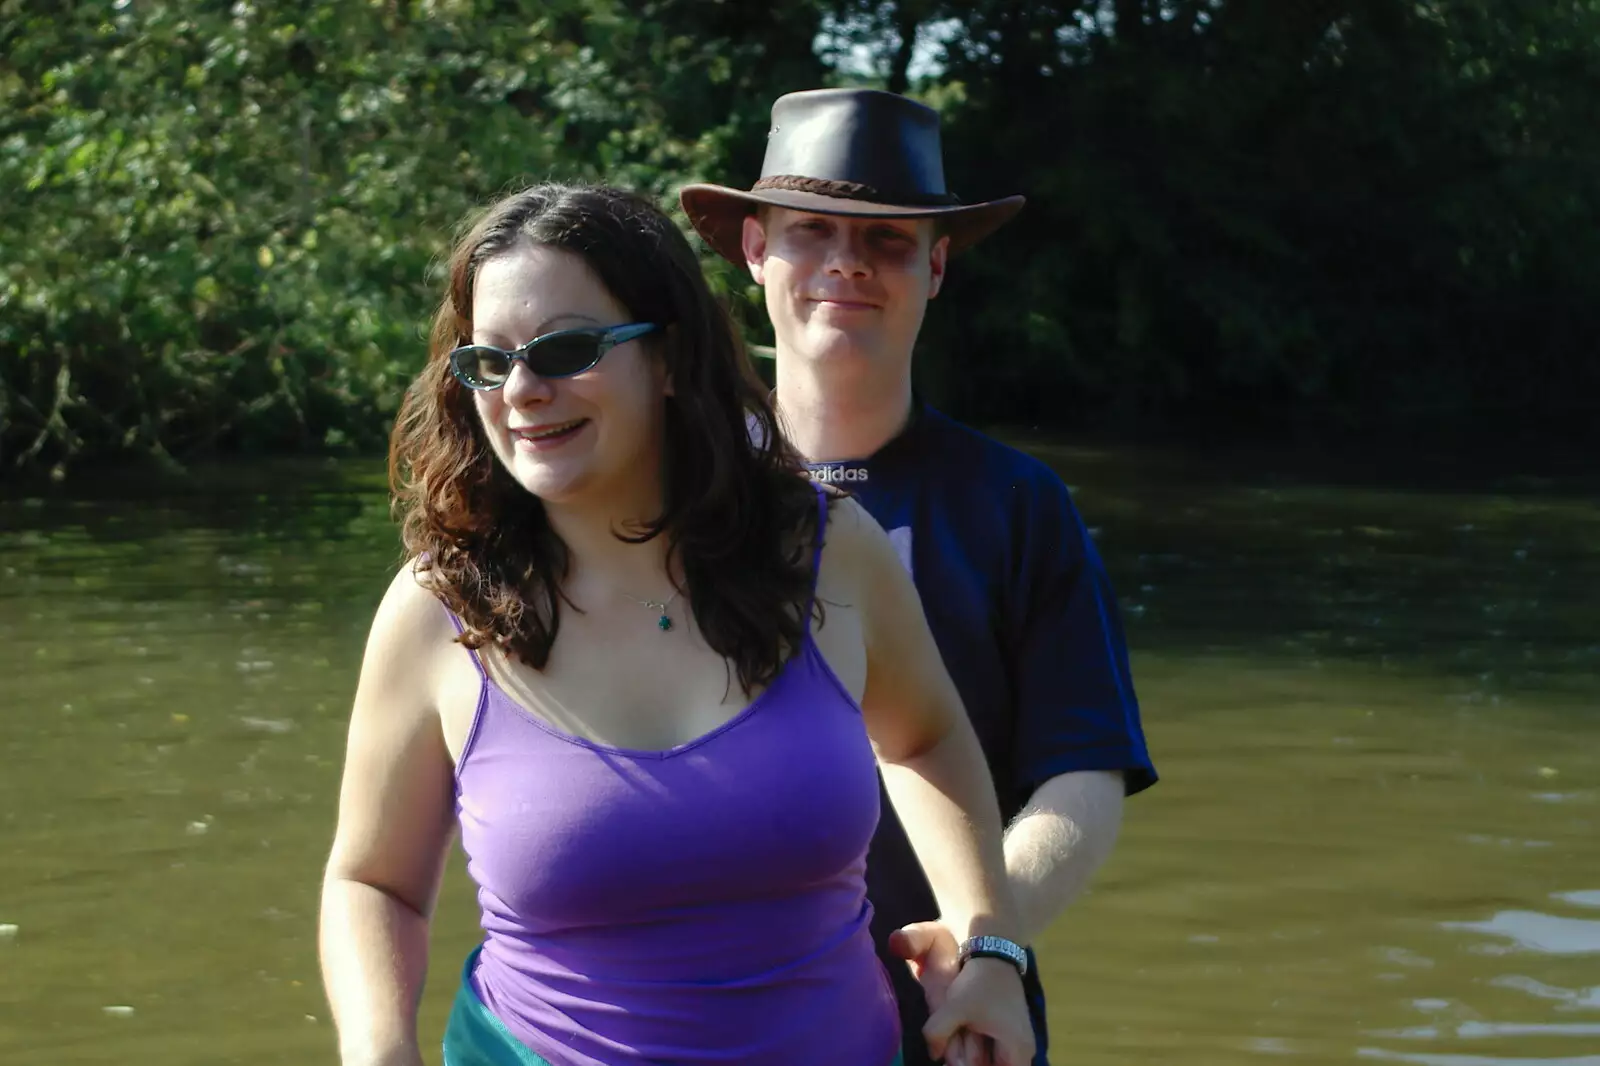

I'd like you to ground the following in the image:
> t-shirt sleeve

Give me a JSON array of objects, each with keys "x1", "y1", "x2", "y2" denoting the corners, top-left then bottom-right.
[{"x1": 1007, "y1": 474, "x2": 1157, "y2": 804}]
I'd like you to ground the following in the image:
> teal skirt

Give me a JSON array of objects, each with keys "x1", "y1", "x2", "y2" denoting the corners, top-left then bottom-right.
[
  {"x1": 442, "y1": 946, "x2": 904, "y2": 1066},
  {"x1": 443, "y1": 948, "x2": 554, "y2": 1066}
]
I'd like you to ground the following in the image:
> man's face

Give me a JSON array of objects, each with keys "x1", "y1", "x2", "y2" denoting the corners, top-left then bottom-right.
[{"x1": 741, "y1": 207, "x2": 949, "y2": 373}]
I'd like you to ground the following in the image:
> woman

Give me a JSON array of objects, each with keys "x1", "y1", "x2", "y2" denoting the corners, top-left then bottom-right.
[{"x1": 317, "y1": 183, "x2": 1034, "y2": 1066}]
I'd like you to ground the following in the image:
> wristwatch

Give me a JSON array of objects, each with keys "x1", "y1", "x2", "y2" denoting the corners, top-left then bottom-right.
[{"x1": 958, "y1": 935, "x2": 1029, "y2": 978}]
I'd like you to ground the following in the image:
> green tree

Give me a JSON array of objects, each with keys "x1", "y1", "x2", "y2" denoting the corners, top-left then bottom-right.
[
  {"x1": 0, "y1": 0, "x2": 825, "y2": 477},
  {"x1": 3, "y1": 0, "x2": 1595, "y2": 478},
  {"x1": 912, "y1": 0, "x2": 1600, "y2": 438}
]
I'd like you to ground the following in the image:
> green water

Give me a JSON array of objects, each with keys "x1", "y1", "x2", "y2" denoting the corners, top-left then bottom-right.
[{"x1": 2, "y1": 442, "x2": 1597, "y2": 1065}]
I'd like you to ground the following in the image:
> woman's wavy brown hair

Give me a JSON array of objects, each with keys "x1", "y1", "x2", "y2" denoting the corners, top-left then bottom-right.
[{"x1": 388, "y1": 183, "x2": 823, "y2": 695}]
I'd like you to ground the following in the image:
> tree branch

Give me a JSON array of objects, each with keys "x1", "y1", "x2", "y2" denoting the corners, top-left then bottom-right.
[{"x1": 887, "y1": 2, "x2": 923, "y2": 94}]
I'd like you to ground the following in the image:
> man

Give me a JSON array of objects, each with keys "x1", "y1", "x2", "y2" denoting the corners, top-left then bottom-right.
[{"x1": 681, "y1": 89, "x2": 1156, "y2": 1066}]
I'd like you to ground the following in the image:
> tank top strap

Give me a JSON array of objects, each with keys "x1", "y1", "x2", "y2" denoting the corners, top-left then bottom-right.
[
  {"x1": 802, "y1": 482, "x2": 828, "y2": 639},
  {"x1": 443, "y1": 604, "x2": 488, "y2": 680}
]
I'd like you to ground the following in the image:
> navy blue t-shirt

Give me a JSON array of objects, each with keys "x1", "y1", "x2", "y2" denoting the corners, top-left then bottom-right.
[{"x1": 806, "y1": 403, "x2": 1156, "y2": 1066}]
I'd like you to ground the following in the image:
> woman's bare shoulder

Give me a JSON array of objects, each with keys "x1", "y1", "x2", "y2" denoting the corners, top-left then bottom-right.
[{"x1": 363, "y1": 558, "x2": 458, "y2": 670}]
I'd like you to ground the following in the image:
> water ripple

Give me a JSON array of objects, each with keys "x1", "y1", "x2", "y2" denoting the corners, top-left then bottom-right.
[
  {"x1": 1492, "y1": 975, "x2": 1600, "y2": 1010},
  {"x1": 1372, "y1": 1022, "x2": 1600, "y2": 1039},
  {"x1": 1441, "y1": 911, "x2": 1600, "y2": 955},
  {"x1": 1360, "y1": 1050, "x2": 1600, "y2": 1066}
]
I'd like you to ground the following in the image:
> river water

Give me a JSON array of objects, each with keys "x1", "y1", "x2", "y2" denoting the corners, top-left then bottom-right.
[{"x1": 2, "y1": 441, "x2": 1596, "y2": 1065}]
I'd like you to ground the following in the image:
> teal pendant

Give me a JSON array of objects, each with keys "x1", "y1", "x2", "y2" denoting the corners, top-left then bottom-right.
[{"x1": 658, "y1": 614, "x2": 673, "y2": 631}]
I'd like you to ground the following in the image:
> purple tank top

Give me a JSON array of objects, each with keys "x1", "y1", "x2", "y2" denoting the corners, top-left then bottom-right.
[{"x1": 450, "y1": 486, "x2": 900, "y2": 1066}]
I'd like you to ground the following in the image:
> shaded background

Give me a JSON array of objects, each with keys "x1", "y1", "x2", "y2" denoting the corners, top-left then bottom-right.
[
  {"x1": 4, "y1": 0, "x2": 1597, "y2": 479},
  {"x1": 3, "y1": 4, "x2": 1599, "y2": 1066}
]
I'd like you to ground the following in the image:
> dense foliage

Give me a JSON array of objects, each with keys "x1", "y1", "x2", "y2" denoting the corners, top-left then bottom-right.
[{"x1": 3, "y1": 0, "x2": 1594, "y2": 476}]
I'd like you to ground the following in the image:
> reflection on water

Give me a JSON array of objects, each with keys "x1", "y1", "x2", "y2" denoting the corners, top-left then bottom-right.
[
  {"x1": 1358, "y1": 1052, "x2": 1600, "y2": 1065},
  {"x1": 3, "y1": 447, "x2": 1598, "y2": 1066},
  {"x1": 1493, "y1": 975, "x2": 1600, "y2": 1010},
  {"x1": 1373, "y1": 1022, "x2": 1600, "y2": 1038},
  {"x1": 1444, "y1": 909, "x2": 1600, "y2": 956}
]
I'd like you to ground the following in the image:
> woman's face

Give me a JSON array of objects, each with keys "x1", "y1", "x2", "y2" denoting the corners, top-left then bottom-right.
[{"x1": 468, "y1": 242, "x2": 671, "y2": 512}]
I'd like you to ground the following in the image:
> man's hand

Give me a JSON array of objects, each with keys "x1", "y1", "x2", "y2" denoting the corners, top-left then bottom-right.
[
  {"x1": 888, "y1": 920, "x2": 962, "y2": 1013},
  {"x1": 892, "y1": 923, "x2": 1035, "y2": 1066}
]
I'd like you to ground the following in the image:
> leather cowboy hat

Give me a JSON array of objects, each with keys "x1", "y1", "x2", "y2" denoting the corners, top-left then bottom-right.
[{"x1": 680, "y1": 88, "x2": 1025, "y2": 266}]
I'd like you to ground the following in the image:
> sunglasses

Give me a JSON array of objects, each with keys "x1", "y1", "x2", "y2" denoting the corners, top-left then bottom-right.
[{"x1": 448, "y1": 322, "x2": 661, "y2": 390}]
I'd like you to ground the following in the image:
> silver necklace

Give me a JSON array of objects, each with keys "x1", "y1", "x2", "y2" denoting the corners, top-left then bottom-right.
[{"x1": 626, "y1": 588, "x2": 682, "y2": 632}]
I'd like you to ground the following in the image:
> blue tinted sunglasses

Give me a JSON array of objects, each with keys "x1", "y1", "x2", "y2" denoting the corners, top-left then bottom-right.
[{"x1": 449, "y1": 322, "x2": 661, "y2": 390}]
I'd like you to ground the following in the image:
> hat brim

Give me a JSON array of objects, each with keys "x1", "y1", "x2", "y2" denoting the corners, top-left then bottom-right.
[{"x1": 679, "y1": 184, "x2": 1025, "y2": 267}]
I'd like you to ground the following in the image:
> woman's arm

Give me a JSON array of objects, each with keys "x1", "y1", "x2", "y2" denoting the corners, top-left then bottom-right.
[
  {"x1": 319, "y1": 567, "x2": 459, "y2": 1066},
  {"x1": 825, "y1": 498, "x2": 1035, "y2": 1066}
]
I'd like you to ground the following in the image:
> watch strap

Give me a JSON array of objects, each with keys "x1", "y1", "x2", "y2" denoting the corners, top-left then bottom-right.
[{"x1": 958, "y1": 934, "x2": 1029, "y2": 978}]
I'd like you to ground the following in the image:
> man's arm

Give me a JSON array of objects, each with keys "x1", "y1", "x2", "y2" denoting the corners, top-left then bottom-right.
[
  {"x1": 1001, "y1": 474, "x2": 1147, "y2": 944},
  {"x1": 891, "y1": 769, "x2": 1125, "y2": 1002},
  {"x1": 892, "y1": 468, "x2": 1151, "y2": 1011},
  {"x1": 1005, "y1": 769, "x2": 1124, "y2": 944}
]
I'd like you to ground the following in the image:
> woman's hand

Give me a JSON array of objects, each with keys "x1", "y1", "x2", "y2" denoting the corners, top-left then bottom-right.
[
  {"x1": 889, "y1": 920, "x2": 962, "y2": 1012},
  {"x1": 922, "y1": 957, "x2": 1036, "y2": 1066}
]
